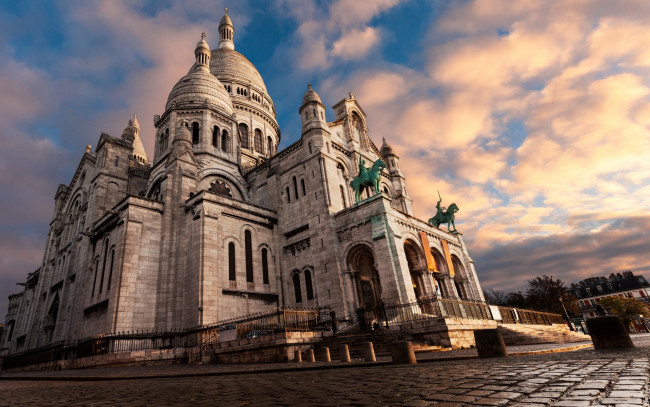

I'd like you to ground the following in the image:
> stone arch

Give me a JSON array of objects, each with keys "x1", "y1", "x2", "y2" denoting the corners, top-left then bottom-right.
[
  {"x1": 45, "y1": 293, "x2": 60, "y2": 341},
  {"x1": 198, "y1": 169, "x2": 247, "y2": 200},
  {"x1": 403, "y1": 239, "x2": 428, "y2": 300},
  {"x1": 346, "y1": 244, "x2": 382, "y2": 310},
  {"x1": 451, "y1": 254, "x2": 472, "y2": 300},
  {"x1": 146, "y1": 174, "x2": 166, "y2": 200},
  {"x1": 380, "y1": 181, "x2": 392, "y2": 198}
]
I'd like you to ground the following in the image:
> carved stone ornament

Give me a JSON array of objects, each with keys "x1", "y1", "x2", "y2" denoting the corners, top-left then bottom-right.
[{"x1": 209, "y1": 180, "x2": 232, "y2": 197}]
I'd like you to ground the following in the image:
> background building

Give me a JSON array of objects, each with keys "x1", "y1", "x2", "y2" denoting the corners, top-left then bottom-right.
[{"x1": 569, "y1": 271, "x2": 650, "y2": 320}]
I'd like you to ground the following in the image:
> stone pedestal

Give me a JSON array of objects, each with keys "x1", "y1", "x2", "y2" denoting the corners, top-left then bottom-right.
[
  {"x1": 363, "y1": 342, "x2": 376, "y2": 362},
  {"x1": 586, "y1": 316, "x2": 634, "y2": 349},
  {"x1": 306, "y1": 349, "x2": 315, "y2": 362},
  {"x1": 294, "y1": 350, "x2": 302, "y2": 363},
  {"x1": 340, "y1": 345, "x2": 351, "y2": 362},
  {"x1": 391, "y1": 341, "x2": 416, "y2": 365},
  {"x1": 474, "y1": 329, "x2": 507, "y2": 358}
]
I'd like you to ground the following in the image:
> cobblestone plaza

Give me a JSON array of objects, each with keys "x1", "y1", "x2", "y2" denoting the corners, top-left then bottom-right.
[{"x1": 2, "y1": 335, "x2": 649, "y2": 406}]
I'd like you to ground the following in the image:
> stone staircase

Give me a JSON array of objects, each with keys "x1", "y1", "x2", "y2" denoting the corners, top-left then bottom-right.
[
  {"x1": 498, "y1": 323, "x2": 590, "y2": 346},
  {"x1": 312, "y1": 328, "x2": 409, "y2": 360}
]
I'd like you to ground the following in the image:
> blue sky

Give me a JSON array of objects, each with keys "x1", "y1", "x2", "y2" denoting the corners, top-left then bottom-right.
[{"x1": 2, "y1": 0, "x2": 650, "y2": 315}]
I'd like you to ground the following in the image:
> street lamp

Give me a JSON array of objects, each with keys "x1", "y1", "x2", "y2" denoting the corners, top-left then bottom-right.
[{"x1": 559, "y1": 296, "x2": 574, "y2": 331}]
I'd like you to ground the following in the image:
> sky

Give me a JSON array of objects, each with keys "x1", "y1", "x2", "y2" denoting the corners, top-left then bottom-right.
[{"x1": 1, "y1": 0, "x2": 650, "y2": 316}]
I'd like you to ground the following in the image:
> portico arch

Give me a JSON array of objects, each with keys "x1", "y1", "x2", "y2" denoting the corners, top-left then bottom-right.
[
  {"x1": 347, "y1": 245, "x2": 382, "y2": 310},
  {"x1": 404, "y1": 239, "x2": 428, "y2": 300},
  {"x1": 452, "y1": 255, "x2": 473, "y2": 300}
]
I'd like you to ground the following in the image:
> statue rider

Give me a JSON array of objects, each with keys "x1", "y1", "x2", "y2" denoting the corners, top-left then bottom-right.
[
  {"x1": 435, "y1": 192, "x2": 446, "y2": 220},
  {"x1": 358, "y1": 156, "x2": 368, "y2": 180}
]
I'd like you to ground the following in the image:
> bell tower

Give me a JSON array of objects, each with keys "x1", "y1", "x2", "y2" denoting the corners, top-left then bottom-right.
[{"x1": 380, "y1": 138, "x2": 413, "y2": 215}]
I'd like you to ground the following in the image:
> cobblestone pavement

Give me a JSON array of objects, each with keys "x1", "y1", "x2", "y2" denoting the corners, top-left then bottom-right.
[{"x1": 1, "y1": 335, "x2": 649, "y2": 406}]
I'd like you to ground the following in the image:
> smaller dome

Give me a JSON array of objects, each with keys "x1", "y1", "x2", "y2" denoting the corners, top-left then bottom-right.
[
  {"x1": 166, "y1": 70, "x2": 234, "y2": 115},
  {"x1": 380, "y1": 138, "x2": 396, "y2": 157},
  {"x1": 302, "y1": 83, "x2": 322, "y2": 105}
]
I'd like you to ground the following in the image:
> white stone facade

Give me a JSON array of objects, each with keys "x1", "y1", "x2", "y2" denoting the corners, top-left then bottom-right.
[{"x1": 1, "y1": 11, "x2": 485, "y2": 355}]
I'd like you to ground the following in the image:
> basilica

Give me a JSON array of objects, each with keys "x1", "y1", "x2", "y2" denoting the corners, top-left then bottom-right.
[{"x1": 2, "y1": 11, "x2": 484, "y2": 354}]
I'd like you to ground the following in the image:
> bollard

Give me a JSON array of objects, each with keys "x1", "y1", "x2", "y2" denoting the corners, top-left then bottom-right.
[
  {"x1": 294, "y1": 349, "x2": 302, "y2": 363},
  {"x1": 586, "y1": 316, "x2": 634, "y2": 349},
  {"x1": 340, "y1": 344, "x2": 351, "y2": 362},
  {"x1": 321, "y1": 347, "x2": 331, "y2": 362},
  {"x1": 391, "y1": 341, "x2": 416, "y2": 364},
  {"x1": 474, "y1": 329, "x2": 508, "y2": 358},
  {"x1": 363, "y1": 341, "x2": 376, "y2": 362},
  {"x1": 306, "y1": 348, "x2": 315, "y2": 362}
]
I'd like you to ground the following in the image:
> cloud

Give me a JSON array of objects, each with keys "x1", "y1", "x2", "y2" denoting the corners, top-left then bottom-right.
[
  {"x1": 476, "y1": 215, "x2": 650, "y2": 293},
  {"x1": 278, "y1": 0, "x2": 404, "y2": 71},
  {"x1": 331, "y1": 27, "x2": 381, "y2": 60}
]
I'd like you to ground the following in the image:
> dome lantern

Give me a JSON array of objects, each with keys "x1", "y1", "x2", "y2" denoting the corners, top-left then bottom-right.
[
  {"x1": 194, "y1": 32, "x2": 211, "y2": 72},
  {"x1": 218, "y1": 8, "x2": 235, "y2": 50}
]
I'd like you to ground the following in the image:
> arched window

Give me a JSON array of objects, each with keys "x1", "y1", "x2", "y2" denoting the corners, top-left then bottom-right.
[
  {"x1": 293, "y1": 177, "x2": 298, "y2": 200},
  {"x1": 266, "y1": 136, "x2": 273, "y2": 157},
  {"x1": 301, "y1": 179, "x2": 306, "y2": 196},
  {"x1": 262, "y1": 248, "x2": 269, "y2": 284},
  {"x1": 106, "y1": 247, "x2": 115, "y2": 291},
  {"x1": 192, "y1": 122, "x2": 200, "y2": 145},
  {"x1": 91, "y1": 257, "x2": 100, "y2": 297},
  {"x1": 285, "y1": 187, "x2": 291, "y2": 203},
  {"x1": 254, "y1": 129, "x2": 263, "y2": 153},
  {"x1": 305, "y1": 269, "x2": 314, "y2": 301},
  {"x1": 212, "y1": 126, "x2": 219, "y2": 148},
  {"x1": 292, "y1": 271, "x2": 302, "y2": 303},
  {"x1": 245, "y1": 230, "x2": 253, "y2": 282},
  {"x1": 239, "y1": 123, "x2": 249, "y2": 149},
  {"x1": 99, "y1": 242, "x2": 109, "y2": 294},
  {"x1": 221, "y1": 130, "x2": 229, "y2": 153},
  {"x1": 228, "y1": 242, "x2": 236, "y2": 281}
]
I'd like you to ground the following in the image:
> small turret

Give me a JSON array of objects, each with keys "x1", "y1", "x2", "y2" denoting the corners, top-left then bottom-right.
[
  {"x1": 380, "y1": 137, "x2": 412, "y2": 215},
  {"x1": 218, "y1": 8, "x2": 235, "y2": 50},
  {"x1": 299, "y1": 83, "x2": 327, "y2": 136},
  {"x1": 194, "y1": 33, "x2": 211, "y2": 72},
  {"x1": 380, "y1": 138, "x2": 401, "y2": 176},
  {"x1": 122, "y1": 114, "x2": 149, "y2": 165}
]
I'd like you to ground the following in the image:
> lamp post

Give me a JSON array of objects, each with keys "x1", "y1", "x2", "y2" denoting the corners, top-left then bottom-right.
[{"x1": 559, "y1": 296, "x2": 574, "y2": 331}]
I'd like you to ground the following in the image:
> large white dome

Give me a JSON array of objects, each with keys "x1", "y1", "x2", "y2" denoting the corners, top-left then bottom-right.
[{"x1": 210, "y1": 48, "x2": 268, "y2": 94}]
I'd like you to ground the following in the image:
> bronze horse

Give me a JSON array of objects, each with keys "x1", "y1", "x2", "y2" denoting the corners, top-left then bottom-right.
[
  {"x1": 350, "y1": 159, "x2": 386, "y2": 203},
  {"x1": 428, "y1": 202, "x2": 459, "y2": 233}
]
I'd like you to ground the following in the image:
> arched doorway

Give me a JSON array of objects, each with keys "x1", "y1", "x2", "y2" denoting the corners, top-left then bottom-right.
[
  {"x1": 347, "y1": 245, "x2": 382, "y2": 310},
  {"x1": 404, "y1": 240, "x2": 428, "y2": 301}
]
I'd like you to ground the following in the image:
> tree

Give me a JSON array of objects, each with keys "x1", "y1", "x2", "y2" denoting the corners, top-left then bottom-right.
[
  {"x1": 483, "y1": 289, "x2": 509, "y2": 305},
  {"x1": 598, "y1": 296, "x2": 650, "y2": 331},
  {"x1": 525, "y1": 275, "x2": 577, "y2": 315},
  {"x1": 506, "y1": 291, "x2": 527, "y2": 309}
]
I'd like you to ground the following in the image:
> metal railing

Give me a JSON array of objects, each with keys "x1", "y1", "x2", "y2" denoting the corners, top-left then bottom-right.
[
  {"x1": 496, "y1": 306, "x2": 564, "y2": 325},
  {"x1": 358, "y1": 296, "x2": 492, "y2": 328},
  {"x1": 2, "y1": 307, "x2": 332, "y2": 370},
  {"x1": 357, "y1": 297, "x2": 564, "y2": 329}
]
